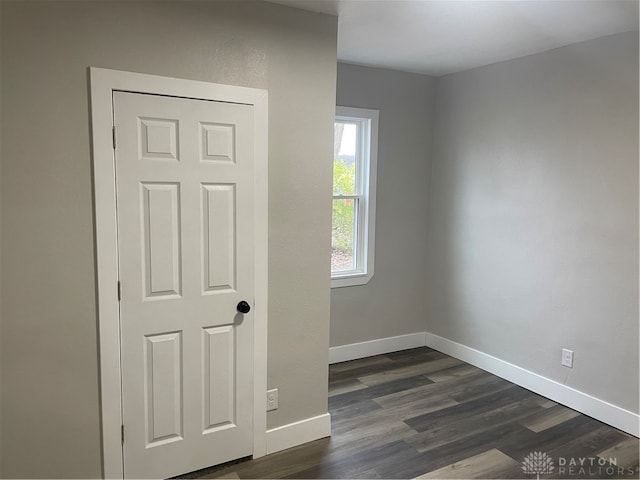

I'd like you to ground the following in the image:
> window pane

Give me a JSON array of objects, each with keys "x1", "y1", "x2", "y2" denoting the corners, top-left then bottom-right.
[
  {"x1": 331, "y1": 198, "x2": 357, "y2": 272},
  {"x1": 333, "y1": 122, "x2": 357, "y2": 195}
]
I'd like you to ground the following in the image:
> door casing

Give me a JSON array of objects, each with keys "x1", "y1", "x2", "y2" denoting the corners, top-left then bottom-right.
[{"x1": 89, "y1": 67, "x2": 268, "y2": 479}]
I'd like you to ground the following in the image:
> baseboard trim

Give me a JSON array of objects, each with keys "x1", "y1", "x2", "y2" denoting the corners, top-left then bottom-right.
[
  {"x1": 329, "y1": 332, "x2": 427, "y2": 364},
  {"x1": 328, "y1": 331, "x2": 639, "y2": 436},
  {"x1": 265, "y1": 413, "x2": 331, "y2": 455},
  {"x1": 424, "y1": 332, "x2": 639, "y2": 437}
]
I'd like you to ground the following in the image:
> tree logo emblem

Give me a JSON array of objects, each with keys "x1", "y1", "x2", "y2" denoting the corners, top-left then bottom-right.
[{"x1": 522, "y1": 451, "x2": 555, "y2": 479}]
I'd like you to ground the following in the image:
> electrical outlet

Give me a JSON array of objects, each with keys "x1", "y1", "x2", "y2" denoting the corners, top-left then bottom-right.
[
  {"x1": 561, "y1": 348, "x2": 574, "y2": 368},
  {"x1": 266, "y1": 388, "x2": 278, "y2": 411}
]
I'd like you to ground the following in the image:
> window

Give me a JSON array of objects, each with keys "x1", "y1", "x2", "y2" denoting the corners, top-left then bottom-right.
[{"x1": 331, "y1": 106, "x2": 378, "y2": 288}]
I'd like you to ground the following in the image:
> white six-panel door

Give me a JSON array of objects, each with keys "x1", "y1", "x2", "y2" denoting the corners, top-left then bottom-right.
[{"x1": 113, "y1": 91, "x2": 255, "y2": 478}]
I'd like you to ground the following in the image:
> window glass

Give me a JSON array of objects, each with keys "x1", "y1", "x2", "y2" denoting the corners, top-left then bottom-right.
[
  {"x1": 333, "y1": 122, "x2": 357, "y2": 196},
  {"x1": 331, "y1": 198, "x2": 357, "y2": 272}
]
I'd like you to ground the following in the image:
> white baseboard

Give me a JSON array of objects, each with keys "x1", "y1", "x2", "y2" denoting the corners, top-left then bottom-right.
[
  {"x1": 265, "y1": 413, "x2": 331, "y2": 455},
  {"x1": 424, "y1": 332, "x2": 640, "y2": 437},
  {"x1": 328, "y1": 331, "x2": 638, "y2": 436},
  {"x1": 329, "y1": 332, "x2": 427, "y2": 364}
]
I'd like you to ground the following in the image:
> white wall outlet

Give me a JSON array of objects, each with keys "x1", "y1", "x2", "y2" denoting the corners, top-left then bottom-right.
[
  {"x1": 561, "y1": 348, "x2": 574, "y2": 368},
  {"x1": 266, "y1": 388, "x2": 279, "y2": 411}
]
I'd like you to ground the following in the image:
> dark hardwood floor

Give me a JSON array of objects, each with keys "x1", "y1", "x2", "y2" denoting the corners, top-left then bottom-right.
[{"x1": 187, "y1": 347, "x2": 639, "y2": 479}]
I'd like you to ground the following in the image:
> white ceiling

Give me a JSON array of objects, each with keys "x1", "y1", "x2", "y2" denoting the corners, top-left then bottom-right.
[{"x1": 268, "y1": 0, "x2": 639, "y2": 76}]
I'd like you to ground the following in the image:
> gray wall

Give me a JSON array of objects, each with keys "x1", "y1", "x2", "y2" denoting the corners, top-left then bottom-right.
[
  {"x1": 428, "y1": 32, "x2": 639, "y2": 413},
  {"x1": 332, "y1": 64, "x2": 435, "y2": 347},
  {"x1": 0, "y1": 1, "x2": 336, "y2": 477}
]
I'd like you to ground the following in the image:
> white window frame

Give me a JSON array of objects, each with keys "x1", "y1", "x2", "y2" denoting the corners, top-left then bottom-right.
[{"x1": 331, "y1": 106, "x2": 378, "y2": 288}]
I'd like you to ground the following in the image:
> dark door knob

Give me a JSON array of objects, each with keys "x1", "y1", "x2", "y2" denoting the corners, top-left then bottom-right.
[{"x1": 237, "y1": 301, "x2": 251, "y2": 314}]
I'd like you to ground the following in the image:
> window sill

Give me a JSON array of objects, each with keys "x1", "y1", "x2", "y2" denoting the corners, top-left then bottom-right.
[{"x1": 331, "y1": 272, "x2": 373, "y2": 289}]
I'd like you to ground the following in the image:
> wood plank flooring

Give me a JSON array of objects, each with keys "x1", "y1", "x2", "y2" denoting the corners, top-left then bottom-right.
[{"x1": 183, "y1": 347, "x2": 639, "y2": 479}]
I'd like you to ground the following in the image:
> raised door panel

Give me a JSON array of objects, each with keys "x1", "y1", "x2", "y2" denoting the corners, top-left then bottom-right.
[
  {"x1": 141, "y1": 183, "x2": 182, "y2": 299},
  {"x1": 201, "y1": 122, "x2": 235, "y2": 163},
  {"x1": 203, "y1": 326, "x2": 236, "y2": 432},
  {"x1": 139, "y1": 118, "x2": 179, "y2": 161},
  {"x1": 202, "y1": 184, "x2": 236, "y2": 294},
  {"x1": 144, "y1": 332, "x2": 183, "y2": 447}
]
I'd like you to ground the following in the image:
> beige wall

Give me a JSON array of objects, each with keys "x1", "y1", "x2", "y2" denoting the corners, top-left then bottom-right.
[
  {"x1": 0, "y1": 1, "x2": 336, "y2": 477},
  {"x1": 332, "y1": 64, "x2": 435, "y2": 347},
  {"x1": 428, "y1": 32, "x2": 639, "y2": 413}
]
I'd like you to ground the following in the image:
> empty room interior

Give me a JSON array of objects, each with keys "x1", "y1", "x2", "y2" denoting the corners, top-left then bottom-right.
[{"x1": 0, "y1": 0, "x2": 638, "y2": 479}]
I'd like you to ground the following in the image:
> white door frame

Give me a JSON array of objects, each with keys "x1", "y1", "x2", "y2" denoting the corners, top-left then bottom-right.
[{"x1": 89, "y1": 67, "x2": 268, "y2": 479}]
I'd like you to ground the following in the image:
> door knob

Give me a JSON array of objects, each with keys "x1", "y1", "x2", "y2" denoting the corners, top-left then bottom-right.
[{"x1": 237, "y1": 301, "x2": 251, "y2": 314}]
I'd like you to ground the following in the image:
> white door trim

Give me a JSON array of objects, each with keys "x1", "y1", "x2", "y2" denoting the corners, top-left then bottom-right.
[{"x1": 89, "y1": 67, "x2": 268, "y2": 479}]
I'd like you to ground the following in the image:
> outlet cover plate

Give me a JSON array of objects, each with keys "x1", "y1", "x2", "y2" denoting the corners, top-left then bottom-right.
[
  {"x1": 562, "y1": 348, "x2": 574, "y2": 368},
  {"x1": 266, "y1": 388, "x2": 278, "y2": 411}
]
